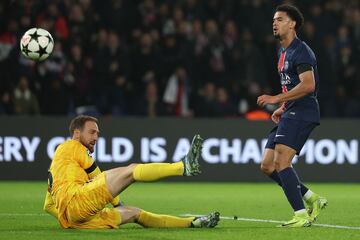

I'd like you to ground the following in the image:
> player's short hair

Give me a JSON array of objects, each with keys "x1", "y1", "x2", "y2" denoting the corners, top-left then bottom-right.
[
  {"x1": 69, "y1": 115, "x2": 98, "y2": 136},
  {"x1": 276, "y1": 4, "x2": 304, "y2": 31}
]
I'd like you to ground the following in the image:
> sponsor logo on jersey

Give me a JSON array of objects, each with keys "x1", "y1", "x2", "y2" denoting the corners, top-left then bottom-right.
[{"x1": 284, "y1": 61, "x2": 289, "y2": 71}]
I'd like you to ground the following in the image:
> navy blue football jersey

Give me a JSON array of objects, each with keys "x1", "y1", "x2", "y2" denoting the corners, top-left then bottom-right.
[{"x1": 277, "y1": 37, "x2": 320, "y2": 123}]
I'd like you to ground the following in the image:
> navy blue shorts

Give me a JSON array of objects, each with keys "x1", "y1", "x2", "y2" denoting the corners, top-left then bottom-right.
[{"x1": 265, "y1": 118, "x2": 318, "y2": 155}]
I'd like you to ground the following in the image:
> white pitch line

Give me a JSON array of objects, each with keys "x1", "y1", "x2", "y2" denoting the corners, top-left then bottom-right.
[
  {"x1": 181, "y1": 213, "x2": 360, "y2": 230},
  {"x1": 0, "y1": 213, "x2": 48, "y2": 216},
  {"x1": 2, "y1": 213, "x2": 360, "y2": 230}
]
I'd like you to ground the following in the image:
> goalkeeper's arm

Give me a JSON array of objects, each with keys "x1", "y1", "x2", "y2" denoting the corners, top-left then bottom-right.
[
  {"x1": 44, "y1": 171, "x2": 58, "y2": 218},
  {"x1": 43, "y1": 191, "x2": 58, "y2": 218},
  {"x1": 86, "y1": 162, "x2": 121, "y2": 207}
]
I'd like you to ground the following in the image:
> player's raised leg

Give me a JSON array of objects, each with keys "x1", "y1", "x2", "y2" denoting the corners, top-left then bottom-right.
[
  {"x1": 117, "y1": 206, "x2": 220, "y2": 228},
  {"x1": 105, "y1": 134, "x2": 203, "y2": 197}
]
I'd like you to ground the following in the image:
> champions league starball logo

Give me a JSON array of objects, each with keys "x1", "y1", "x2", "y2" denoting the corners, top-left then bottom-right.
[{"x1": 284, "y1": 61, "x2": 289, "y2": 71}]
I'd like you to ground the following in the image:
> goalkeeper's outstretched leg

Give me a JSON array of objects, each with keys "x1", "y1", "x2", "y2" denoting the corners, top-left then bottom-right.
[
  {"x1": 117, "y1": 206, "x2": 220, "y2": 228},
  {"x1": 105, "y1": 134, "x2": 203, "y2": 197}
]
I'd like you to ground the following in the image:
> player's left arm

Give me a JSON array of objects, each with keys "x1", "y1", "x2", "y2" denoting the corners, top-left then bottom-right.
[
  {"x1": 257, "y1": 65, "x2": 315, "y2": 106},
  {"x1": 43, "y1": 191, "x2": 59, "y2": 219},
  {"x1": 274, "y1": 65, "x2": 315, "y2": 103},
  {"x1": 86, "y1": 161, "x2": 101, "y2": 179},
  {"x1": 43, "y1": 171, "x2": 58, "y2": 219}
]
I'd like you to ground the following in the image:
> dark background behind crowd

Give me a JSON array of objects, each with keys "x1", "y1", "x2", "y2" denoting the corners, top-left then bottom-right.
[{"x1": 0, "y1": 0, "x2": 359, "y2": 118}]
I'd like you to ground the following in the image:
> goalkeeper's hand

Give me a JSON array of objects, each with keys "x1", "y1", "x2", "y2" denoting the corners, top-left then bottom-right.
[{"x1": 111, "y1": 195, "x2": 124, "y2": 207}]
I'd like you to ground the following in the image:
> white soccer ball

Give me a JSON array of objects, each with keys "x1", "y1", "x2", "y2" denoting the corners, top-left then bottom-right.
[{"x1": 20, "y1": 28, "x2": 54, "y2": 61}]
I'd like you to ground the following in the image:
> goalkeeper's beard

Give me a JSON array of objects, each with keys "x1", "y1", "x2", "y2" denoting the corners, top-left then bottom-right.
[{"x1": 80, "y1": 135, "x2": 94, "y2": 153}]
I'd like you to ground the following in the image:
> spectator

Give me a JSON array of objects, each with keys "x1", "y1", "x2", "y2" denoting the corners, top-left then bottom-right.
[
  {"x1": 41, "y1": 79, "x2": 70, "y2": 115},
  {"x1": 135, "y1": 81, "x2": 166, "y2": 117},
  {"x1": 213, "y1": 87, "x2": 237, "y2": 117},
  {"x1": 163, "y1": 66, "x2": 192, "y2": 117},
  {"x1": 13, "y1": 76, "x2": 40, "y2": 115},
  {"x1": 0, "y1": 0, "x2": 358, "y2": 118},
  {"x1": 36, "y1": 3, "x2": 69, "y2": 41},
  {"x1": 131, "y1": 32, "x2": 161, "y2": 94},
  {"x1": 194, "y1": 82, "x2": 216, "y2": 117},
  {"x1": 0, "y1": 91, "x2": 12, "y2": 115},
  {"x1": 65, "y1": 43, "x2": 92, "y2": 107}
]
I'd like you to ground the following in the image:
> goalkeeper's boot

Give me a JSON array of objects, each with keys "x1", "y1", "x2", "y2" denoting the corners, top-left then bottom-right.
[
  {"x1": 281, "y1": 211, "x2": 311, "y2": 228},
  {"x1": 306, "y1": 194, "x2": 328, "y2": 222},
  {"x1": 182, "y1": 134, "x2": 203, "y2": 176},
  {"x1": 191, "y1": 212, "x2": 220, "y2": 228}
]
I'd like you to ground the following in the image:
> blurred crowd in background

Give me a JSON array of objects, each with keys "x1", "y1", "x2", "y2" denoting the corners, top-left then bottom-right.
[{"x1": 0, "y1": 0, "x2": 359, "y2": 118}]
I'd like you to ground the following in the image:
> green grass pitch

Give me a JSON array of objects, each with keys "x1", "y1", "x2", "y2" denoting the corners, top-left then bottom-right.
[{"x1": 1, "y1": 182, "x2": 360, "y2": 240}]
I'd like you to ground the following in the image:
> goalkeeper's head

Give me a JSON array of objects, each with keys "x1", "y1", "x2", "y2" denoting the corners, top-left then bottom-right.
[{"x1": 69, "y1": 115, "x2": 99, "y2": 153}]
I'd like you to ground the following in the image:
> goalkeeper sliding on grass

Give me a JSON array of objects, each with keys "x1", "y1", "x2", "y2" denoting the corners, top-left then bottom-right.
[{"x1": 43, "y1": 115, "x2": 219, "y2": 229}]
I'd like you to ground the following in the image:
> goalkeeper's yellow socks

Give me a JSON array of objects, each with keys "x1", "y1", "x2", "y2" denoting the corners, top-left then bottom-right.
[
  {"x1": 133, "y1": 162, "x2": 183, "y2": 181},
  {"x1": 137, "y1": 210, "x2": 194, "y2": 228}
]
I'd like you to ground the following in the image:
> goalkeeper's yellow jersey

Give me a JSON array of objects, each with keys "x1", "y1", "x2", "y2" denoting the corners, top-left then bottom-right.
[{"x1": 49, "y1": 140, "x2": 94, "y2": 223}]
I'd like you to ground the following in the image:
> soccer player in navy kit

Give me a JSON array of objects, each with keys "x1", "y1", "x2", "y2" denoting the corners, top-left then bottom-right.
[{"x1": 257, "y1": 4, "x2": 328, "y2": 227}]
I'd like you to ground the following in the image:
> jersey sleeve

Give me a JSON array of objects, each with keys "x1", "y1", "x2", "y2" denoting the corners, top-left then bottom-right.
[
  {"x1": 296, "y1": 64, "x2": 313, "y2": 75},
  {"x1": 294, "y1": 45, "x2": 316, "y2": 67},
  {"x1": 76, "y1": 145, "x2": 95, "y2": 170},
  {"x1": 73, "y1": 143, "x2": 105, "y2": 180}
]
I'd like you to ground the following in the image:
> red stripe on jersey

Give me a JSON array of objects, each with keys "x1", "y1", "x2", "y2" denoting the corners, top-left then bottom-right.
[
  {"x1": 278, "y1": 51, "x2": 286, "y2": 72},
  {"x1": 280, "y1": 52, "x2": 288, "y2": 107}
]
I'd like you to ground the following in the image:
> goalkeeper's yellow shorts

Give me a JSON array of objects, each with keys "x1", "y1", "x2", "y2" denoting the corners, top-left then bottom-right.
[{"x1": 63, "y1": 172, "x2": 121, "y2": 229}]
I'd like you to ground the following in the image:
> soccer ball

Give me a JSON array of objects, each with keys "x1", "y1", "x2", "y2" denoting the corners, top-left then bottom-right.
[{"x1": 20, "y1": 28, "x2": 54, "y2": 61}]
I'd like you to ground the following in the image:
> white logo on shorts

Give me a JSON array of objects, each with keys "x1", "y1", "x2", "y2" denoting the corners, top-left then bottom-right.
[{"x1": 275, "y1": 134, "x2": 285, "y2": 137}]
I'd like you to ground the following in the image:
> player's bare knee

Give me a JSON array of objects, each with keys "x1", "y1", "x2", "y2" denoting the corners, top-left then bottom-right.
[
  {"x1": 274, "y1": 145, "x2": 295, "y2": 171},
  {"x1": 261, "y1": 149, "x2": 275, "y2": 174},
  {"x1": 131, "y1": 207, "x2": 142, "y2": 220},
  {"x1": 274, "y1": 160, "x2": 281, "y2": 172},
  {"x1": 127, "y1": 163, "x2": 138, "y2": 180},
  {"x1": 274, "y1": 146, "x2": 284, "y2": 155},
  {"x1": 128, "y1": 163, "x2": 138, "y2": 169},
  {"x1": 260, "y1": 163, "x2": 274, "y2": 175},
  {"x1": 117, "y1": 206, "x2": 141, "y2": 224},
  {"x1": 128, "y1": 209, "x2": 141, "y2": 223},
  {"x1": 274, "y1": 157, "x2": 291, "y2": 171}
]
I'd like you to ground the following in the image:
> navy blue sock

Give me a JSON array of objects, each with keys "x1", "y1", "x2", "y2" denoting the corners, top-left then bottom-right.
[
  {"x1": 269, "y1": 171, "x2": 309, "y2": 196},
  {"x1": 269, "y1": 171, "x2": 282, "y2": 187},
  {"x1": 299, "y1": 182, "x2": 309, "y2": 196},
  {"x1": 278, "y1": 167, "x2": 305, "y2": 211}
]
